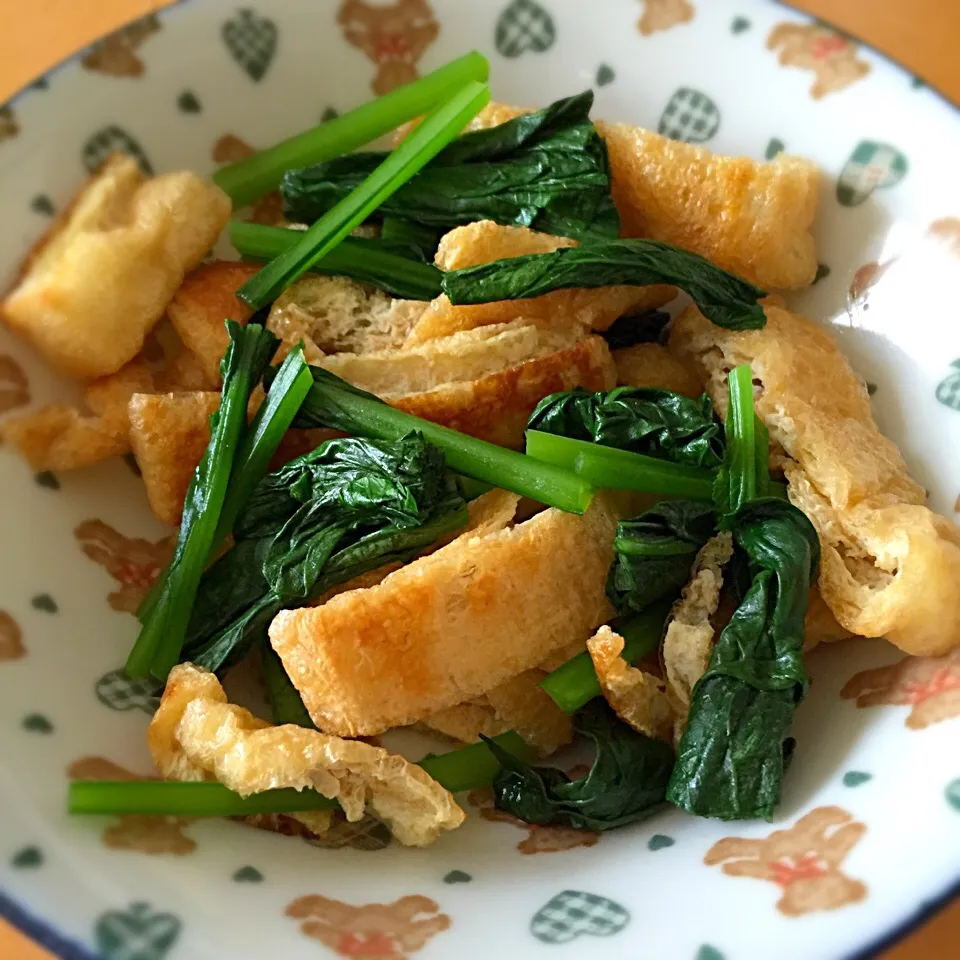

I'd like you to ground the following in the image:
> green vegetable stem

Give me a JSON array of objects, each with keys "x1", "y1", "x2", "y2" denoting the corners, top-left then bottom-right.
[
  {"x1": 291, "y1": 367, "x2": 595, "y2": 514},
  {"x1": 443, "y1": 238, "x2": 767, "y2": 331},
  {"x1": 68, "y1": 732, "x2": 533, "y2": 817},
  {"x1": 125, "y1": 322, "x2": 278, "y2": 680},
  {"x1": 281, "y1": 91, "x2": 620, "y2": 245},
  {"x1": 237, "y1": 80, "x2": 491, "y2": 311},
  {"x1": 230, "y1": 223, "x2": 443, "y2": 302},
  {"x1": 212, "y1": 51, "x2": 489, "y2": 207},
  {"x1": 524, "y1": 430, "x2": 716, "y2": 501}
]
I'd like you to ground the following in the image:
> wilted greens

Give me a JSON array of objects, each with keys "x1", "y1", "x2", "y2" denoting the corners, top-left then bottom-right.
[
  {"x1": 181, "y1": 433, "x2": 468, "y2": 675},
  {"x1": 667, "y1": 499, "x2": 819, "y2": 820},
  {"x1": 606, "y1": 501, "x2": 718, "y2": 615},
  {"x1": 529, "y1": 387, "x2": 724, "y2": 469},
  {"x1": 281, "y1": 92, "x2": 620, "y2": 246},
  {"x1": 483, "y1": 700, "x2": 674, "y2": 831},
  {"x1": 443, "y1": 239, "x2": 767, "y2": 330}
]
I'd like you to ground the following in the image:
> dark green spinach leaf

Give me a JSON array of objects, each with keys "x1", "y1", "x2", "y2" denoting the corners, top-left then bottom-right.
[
  {"x1": 528, "y1": 386, "x2": 724, "y2": 469},
  {"x1": 482, "y1": 700, "x2": 674, "y2": 831},
  {"x1": 281, "y1": 91, "x2": 620, "y2": 243},
  {"x1": 667, "y1": 498, "x2": 819, "y2": 821},
  {"x1": 443, "y1": 239, "x2": 767, "y2": 331},
  {"x1": 607, "y1": 501, "x2": 718, "y2": 615},
  {"x1": 181, "y1": 433, "x2": 467, "y2": 674}
]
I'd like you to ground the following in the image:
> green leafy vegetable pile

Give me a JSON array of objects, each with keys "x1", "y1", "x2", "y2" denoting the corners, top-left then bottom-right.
[
  {"x1": 181, "y1": 432, "x2": 468, "y2": 675},
  {"x1": 483, "y1": 700, "x2": 674, "y2": 830},
  {"x1": 281, "y1": 91, "x2": 620, "y2": 246}
]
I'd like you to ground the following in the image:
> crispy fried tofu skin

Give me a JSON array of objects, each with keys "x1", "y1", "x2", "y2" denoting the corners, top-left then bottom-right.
[
  {"x1": 669, "y1": 304, "x2": 960, "y2": 655},
  {"x1": 269, "y1": 490, "x2": 619, "y2": 737},
  {"x1": 0, "y1": 358, "x2": 155, "y2": 470},
  {"x1": 404, "y1": 222, "x2": 672, "y2": 346},
  {"x1": 2, "y1": 155, "x2": 230, "y2": 379},
  {"x1": 149, "y1": 663, "x2": 465, "y2": 846},
  {"x1": 324, "y1": 319, "x2": 615, "y2": 448},
  {"x1": 166, "y1": 261, "x2": 258, "y2": 385},
  {"x1": 587, "y1": 625, "x2": 673, "y2": 742},
  {"x1": 662, "y1": 532, "x2": 733, "y2": 738},
  {"x1": 612, "y1": 343, "x2": 705, "y2": 398},
  {"x1": 422, "y1": 669, "x2": 573, "y2": 757},
  {"x1": 454, "y1": 106, "x2": 819, "y2": 290}
]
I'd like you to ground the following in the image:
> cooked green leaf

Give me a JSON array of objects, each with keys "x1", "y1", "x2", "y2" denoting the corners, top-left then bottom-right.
[
  {"x1": 528, "y1": 386, "x2": 724, "y2": 469},
  {"x1": 281, "y1": 91, "x2": 620, "y2": 243},
  {"x1": 667, "y1": 499, "x2": 819, "y2": 821},
  {"x1": 443, "y1": 239, "x2": 767, "y2": 330},
  {"x1": 607, "y1": 501, "x2": 718, "y2": 615},
  {"x1": 483, "y1": 700, "x2": 674, "y2": 831},
  {"x1": 181, "y1": 433, "x2": 468, "y2": 674}
]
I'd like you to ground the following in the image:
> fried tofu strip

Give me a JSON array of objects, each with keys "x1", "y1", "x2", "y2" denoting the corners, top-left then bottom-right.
[
  {"x1": 0, "y1": 358, "x2": 155, "y2": 470},
  {"x1": 2, "y1": 155, "x2": 230, "y2": 379},
  {"x1": 587, "y1": 625, "x2": 674, "y2": 742},
  {"x1": 453, "y1": 105, "x2": 819, "y2": 290},
  {"x1": 323, "y1": 319, "x2": 615, "y2": 448},
  {"x1": 404, "y1": 221, "x2": 672, "y2": 345},
  {"x1": 669, "y1": 304, "x2": 960, "y2": 655},
  {"x1": 662, "y1": 532, "x2": 733, "y2": 738},
  {"x1": 127, "y1": 390, "x2": 338, "y2": 526},
  {"x1": 422, "y1": 668, "x2": 573, "y2": 757},
  {"x1": 149, "y1": 663, "x2": 464, "y2": 846},
  {"x1": 612, "y1": 343, "x2": 705, "y2": 398},
  {"x1": 270, "y1": 490, "x2": 619, "y2": 737},
  {"x1": 166, "y1": 261, "x2": 258, "y2": 385}
]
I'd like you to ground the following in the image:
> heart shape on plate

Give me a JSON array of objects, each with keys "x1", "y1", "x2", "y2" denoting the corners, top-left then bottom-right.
[{"x1": 530, "y1": 890, "x2": 629, "y2": 944}]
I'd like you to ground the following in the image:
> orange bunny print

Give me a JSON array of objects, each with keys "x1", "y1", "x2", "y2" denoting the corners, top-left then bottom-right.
[
  {"x1": 338, "y1": 0, "x2": 440, "y2": 95},
  {"x1": 74, "y1": 519, "x2": 174, "y2": 613},
  {"x1": 705, "y1": 806, "x2": 867, "y2": 916},
  {"x1": 767, "y1": 23, "x2": 870, "y2": 99},
  {"x1": 286, "y1": 894, "x2": 450, "y2": 959},
  {"x1": 841, "y1": 651, "x2": 960, "y2": 729},
  {"x1": 68, "y1": 757, "x2": 196, "y2": 855},
  {"x1": 0, "y1": 611, "x2": 25, "y2": 661},
  {"x1": 81, "y1": 15, "x2": 162, "y2": 77},
  {"x1": 468, "y1": 786, "x2": 600, "y2": 855},
  {"x1": 636, "y1": 0, "x2": 694, "y2": 37}
]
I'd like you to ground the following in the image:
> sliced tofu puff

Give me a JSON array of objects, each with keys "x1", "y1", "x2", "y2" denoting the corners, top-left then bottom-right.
[
  {"x1": 404, "y1": 221, "x2": 673, "y2": 346},
  {"x1": 454, "y1": 104, "x2": 820, "y2": 291},
  {"x1": 661, "y1": 532, "x2": 733, "y2": 740},
  {"x1": 0, "y1": 358, "x2": 155, "y2": 470},
  {"x1": 2, "y1": 155, "x2": 230, "y2": 379},
  {"x1": 612, "y1": 343, "x2": 705, "y2": 398},
  {"x1": 269, "y1": 490, "x2": 619, "y2": 737},
  {"x1": 587, "y1": 626, "x2": 674, "y2": 742},
  {"x1": 322, "y1": 319, "x2": 615, "y2": 448},
  {"x1": 669, "y1": 304, "x2": 960, "y2": 656},
  {"x1": 149, "y1": 663, "x2": 465, "y2": 847},
  {"x1": 421, "y1": 669, "x2": 573, "y2": 758}
]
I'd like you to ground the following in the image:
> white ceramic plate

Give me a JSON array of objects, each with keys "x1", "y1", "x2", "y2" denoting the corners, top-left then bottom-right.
[{"x1": 1, "y1": 2, "x2": 958, "y2": 958}]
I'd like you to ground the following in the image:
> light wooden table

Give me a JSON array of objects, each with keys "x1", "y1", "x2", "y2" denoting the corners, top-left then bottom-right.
[{"x1": 0, "y1": 1, "x2": 957, "y2": 958}]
